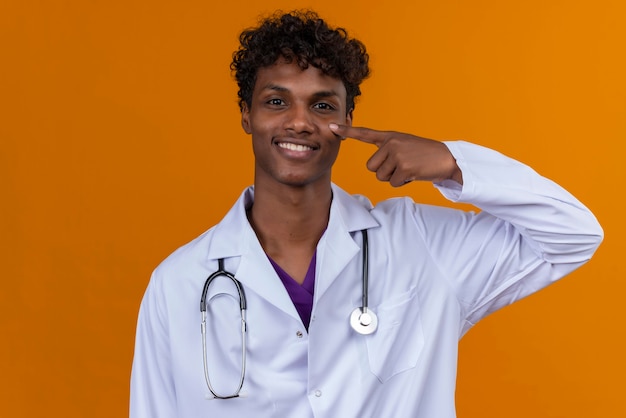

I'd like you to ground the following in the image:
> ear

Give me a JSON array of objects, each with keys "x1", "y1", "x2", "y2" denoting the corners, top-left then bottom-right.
[
  {"x1": 345, "y1": 108, "x2": 354, "y2": 127},
  {"x1": 241, "y1": 103, "x2": 252, "y2": 134}
]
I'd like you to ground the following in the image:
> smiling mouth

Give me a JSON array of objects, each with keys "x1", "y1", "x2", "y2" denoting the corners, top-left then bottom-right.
[{"x1": 277, "y1": 142, "x2": 316, "y2": 152}]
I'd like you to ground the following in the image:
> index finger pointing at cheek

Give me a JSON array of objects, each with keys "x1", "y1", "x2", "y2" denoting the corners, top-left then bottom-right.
[{"x1": 329, "y1": 124, "x2": 386, "y2": 147}]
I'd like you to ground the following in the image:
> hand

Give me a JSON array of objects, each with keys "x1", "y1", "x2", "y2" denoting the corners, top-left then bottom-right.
[{"x1": 329, "y1": 124, "x2": 463, "y2": 187}]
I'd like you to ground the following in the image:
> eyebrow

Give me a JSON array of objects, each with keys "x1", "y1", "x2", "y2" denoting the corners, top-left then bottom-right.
[
  {"x1": 261, "y1": 84, "x2": 341, "y2": 99},
  {"x1": 263, "y1": 84, "x2": 289, "y2": 93},
  {"x1": 312, "y1": 90, "x2": 341, "y2": 99}
]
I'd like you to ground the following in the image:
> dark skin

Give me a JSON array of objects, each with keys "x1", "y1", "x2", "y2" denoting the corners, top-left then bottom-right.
[
  {"x1": 329, "y1": 124, "x2": 464, "y2": 186},
  {"x1": 242, "y1": 60, "x2": 462, "y2": 283},
  {"x1": 242, "y1": 60, "x2": 349, "y2": 283}
]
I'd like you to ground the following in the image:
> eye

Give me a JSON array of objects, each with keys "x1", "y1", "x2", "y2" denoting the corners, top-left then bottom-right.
[
  {"x1": 267, "y1": 98, "x2": 285, "y2": 106},
  {"x1": 313, "y1": 102, "x2": 336, "y2": 111}
]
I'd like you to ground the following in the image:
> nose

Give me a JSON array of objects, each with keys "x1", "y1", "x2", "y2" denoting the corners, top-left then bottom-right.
[{"x1": 284, "y1": 104, "x2": 315, "y2": 134}]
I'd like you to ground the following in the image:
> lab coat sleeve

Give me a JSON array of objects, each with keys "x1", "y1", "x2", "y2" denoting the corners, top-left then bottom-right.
[
  {"x1": 429, "y1": 141, "x2": 603, "y2": 334},
  {"x1": 130, "y1": 269, "x2": 177, "y2": 418}
]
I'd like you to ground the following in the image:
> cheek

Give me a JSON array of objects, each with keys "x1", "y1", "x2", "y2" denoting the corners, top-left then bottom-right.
[
  {"x1": 248, "y1": 113, "x2": 280, "y2": 136},
  {"x1": 328, "y1": 137, "x2": 342, "y2": 158}
]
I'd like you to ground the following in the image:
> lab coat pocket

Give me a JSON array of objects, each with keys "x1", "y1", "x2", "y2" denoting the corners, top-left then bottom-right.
[{"x1": 365, "y1": 287, "x2": 424, "y2": 383}]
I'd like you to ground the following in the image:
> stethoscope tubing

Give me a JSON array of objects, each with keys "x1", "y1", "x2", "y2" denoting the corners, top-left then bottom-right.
[
  {"x1": 361, "y1": 229, "x2": 370, "y2": 313},
  {"x1": 199, "y1": 229, "x2": 376, "y2": 399},
  {"x1": 200, "y1": 259, "x2": 247, "y2": 311},
  {"x1": 200, "y1": 258, "x2": 247, "y2": 399}
]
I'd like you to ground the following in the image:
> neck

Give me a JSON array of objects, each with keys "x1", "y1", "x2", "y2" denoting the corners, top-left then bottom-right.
[{"x1": 248, "y1": 182, "x2": 332, "y2": 257}]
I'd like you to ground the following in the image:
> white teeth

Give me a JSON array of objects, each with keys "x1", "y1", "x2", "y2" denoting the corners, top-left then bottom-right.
[{"x1": 278, "y1": 142, "x2": 313, "y2": 152}]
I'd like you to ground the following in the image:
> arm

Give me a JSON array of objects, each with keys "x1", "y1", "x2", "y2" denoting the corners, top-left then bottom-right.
[
  {"x1": 437, "y1": 140, "x2": 602, "y2": 265},
  {"x1": 130, "y1": 272, "x2": 177, "y2": 418},
  {"x1": 330, "y1": 124, "x2": 603, "y2": 331},
  {"x1": 329, "y1": 122, "x2": 602, "y2": 262}
]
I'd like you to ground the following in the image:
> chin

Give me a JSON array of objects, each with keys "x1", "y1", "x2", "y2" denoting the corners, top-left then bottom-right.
[{"x1": 276, "y1": 172, "x2": 330, "y2": 188}]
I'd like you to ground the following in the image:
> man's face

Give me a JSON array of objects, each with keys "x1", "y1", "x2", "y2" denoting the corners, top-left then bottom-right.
[{"x1": 241, "y1": 59, "x2": 352, "y2": 190}]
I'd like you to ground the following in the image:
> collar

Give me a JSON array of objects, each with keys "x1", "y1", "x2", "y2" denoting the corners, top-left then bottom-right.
[{"x1": 206, "y1": 183, "x2": 379, "y2": 261}]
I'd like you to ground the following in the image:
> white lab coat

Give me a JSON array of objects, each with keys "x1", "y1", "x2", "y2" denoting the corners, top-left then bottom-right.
[{"x1": 130, "y1": 141, "x2": 602, "y2": 418}]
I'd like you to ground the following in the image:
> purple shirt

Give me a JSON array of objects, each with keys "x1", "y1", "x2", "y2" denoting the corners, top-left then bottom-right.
[{"x1": 267, "y1": 253, "x2": 316, "y2": 330}]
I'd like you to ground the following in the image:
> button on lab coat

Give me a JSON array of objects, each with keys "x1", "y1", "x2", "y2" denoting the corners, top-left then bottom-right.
[{"x1": 130, "y1": 141, "x2": 603, "y2": 418}]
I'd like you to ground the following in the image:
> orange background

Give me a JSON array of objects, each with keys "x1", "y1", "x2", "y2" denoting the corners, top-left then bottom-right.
[{"x1": 1, "y1": 1, "x2": 624, "y2": 417}]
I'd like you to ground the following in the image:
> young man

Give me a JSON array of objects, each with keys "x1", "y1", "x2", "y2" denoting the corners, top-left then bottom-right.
[{"x1": 130, "y1": 11, "x2": 603, "y2": 417}]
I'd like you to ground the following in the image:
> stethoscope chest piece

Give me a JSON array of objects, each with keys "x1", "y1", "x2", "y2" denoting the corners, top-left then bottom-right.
[
  {"x1": 350, "y1": 307, "x2": 378, "y2": 335},
  {"x1": 350, "y1": 229, "x2": 378, "y2": 335}
]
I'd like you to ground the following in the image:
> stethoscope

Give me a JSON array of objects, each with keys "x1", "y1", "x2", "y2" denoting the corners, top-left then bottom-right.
[{"x1": 199, "y1": 229, "x2": 376, "y2": 400}]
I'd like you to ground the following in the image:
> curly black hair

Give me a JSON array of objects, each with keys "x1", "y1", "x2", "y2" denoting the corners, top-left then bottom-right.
[{"x1": 231, "y1": 10, "x2": 370, "y2": 113}]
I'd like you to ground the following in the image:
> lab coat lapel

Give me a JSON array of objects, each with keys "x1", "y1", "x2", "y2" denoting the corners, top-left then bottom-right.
[
  {"x1": 314, "y1": 218, "x2": 359, "y2": 303},
  {"x1": 207, "y1": 187, "x2": 300, "y2": 321},
  {"x1": 236, "y1": 230, "x2": 300, "y2": 320},
  {"x1": 313, "y1": 185, "x2": 380, "y2": 303}
]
